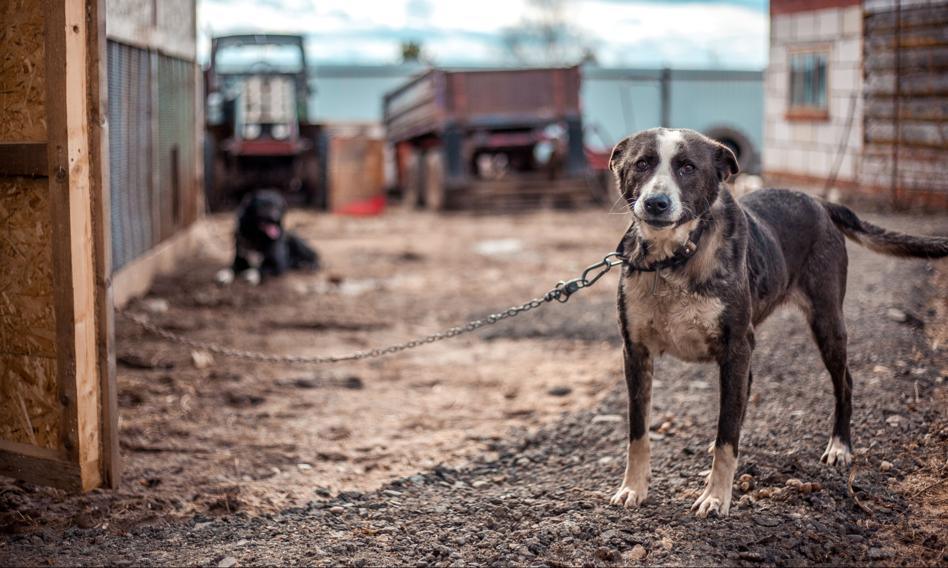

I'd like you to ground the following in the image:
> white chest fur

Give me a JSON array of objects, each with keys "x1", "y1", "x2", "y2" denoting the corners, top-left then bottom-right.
[{"x1": 622, "y1": 272, "x2": 724, "y2": 362}]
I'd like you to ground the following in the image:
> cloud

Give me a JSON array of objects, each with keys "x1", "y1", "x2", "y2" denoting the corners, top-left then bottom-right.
[{"x1": 197, "y1": 0, "x2": 767, "y2": 68}]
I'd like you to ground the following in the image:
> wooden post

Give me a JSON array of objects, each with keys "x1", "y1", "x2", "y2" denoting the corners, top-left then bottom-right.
[
  {"x1": 87, "y1": 0, "x2": 120, "y2": 489},
  {"x1": 45, "y1": 0, "x2": 103, "y2": 491}
]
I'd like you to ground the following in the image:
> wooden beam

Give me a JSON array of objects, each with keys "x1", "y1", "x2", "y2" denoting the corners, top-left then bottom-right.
[
  {"x1": 0, "y1": 440, "x2": 81, "y2": 493},
  {"x1": 0, "y1": 143, "x2": 49, "y2": 176},
  {"x1": 45, "y1": 0, "x2": 103, "y2": 492},
  {"x1": 87, "y1": 0, "x2": 120, "y2": 489}
]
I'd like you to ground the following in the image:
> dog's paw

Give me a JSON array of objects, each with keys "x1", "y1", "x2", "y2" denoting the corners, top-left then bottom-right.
[
  {"x1": 215, "y1": 269, "x2": 235, "y2": 286},
  {"x1": 691, "y1": 443, "x2": 736, "y2": 518},
  {"x1": 241, "y1": 268, "x2": 261, "y2": 286},
  {"x1": 610, "y1": 483, "x2": 648, "y2": 508},
  {"x1": 691, "y1": 488, "x2": 730, "y2": 518},
  {"x1": 820, "y1": 436, "x2": 852, "y2": 467}
]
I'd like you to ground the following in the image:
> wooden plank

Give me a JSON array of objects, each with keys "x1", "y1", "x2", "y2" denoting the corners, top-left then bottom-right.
[
  {"x1": 87, "y1": 0, "x2": 119, "y2": 489},
  {"x1": 864, "y1": 97, "x2": 948, "y2": 121},
  {"x1": 864, "y1": 45, "x2": 948, "y2": 74},
  {"x1": 45, "y1": 0, "x2": 102, "y2": 491},
  {"x1": 864, "y1": 70, "x2": 948, "y2": 96},
  {"x1": 45, "y1": 0, "x2": 79, "y2": 468},
  {"x1": 0, "y1": 143, "x2": 49, "y2": 176},
  {"x1": 865, "y1": 3, "x2": 948, "y2": 32},
  {"x1": 0, "y1": 439, "x2": 83, "y2": 492}
]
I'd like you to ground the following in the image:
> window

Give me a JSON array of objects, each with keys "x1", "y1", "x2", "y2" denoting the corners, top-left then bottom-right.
[{"x1": 788, "y1": 51, "x2": 828, "y2": 119}]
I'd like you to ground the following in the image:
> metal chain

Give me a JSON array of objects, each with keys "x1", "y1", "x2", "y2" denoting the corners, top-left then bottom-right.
[{"x1": 120, "y1": 252, "x2": 626, "y2": 365}]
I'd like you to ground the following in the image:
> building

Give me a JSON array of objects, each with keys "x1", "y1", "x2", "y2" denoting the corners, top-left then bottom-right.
[{"x1": 764, "y1": 0, "x2": 947, "y2": 208}]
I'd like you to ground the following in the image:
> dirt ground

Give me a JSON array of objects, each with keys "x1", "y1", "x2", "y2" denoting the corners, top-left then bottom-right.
[{"x1": 1, "y1": 205, "x2": 946, "y2": 566}]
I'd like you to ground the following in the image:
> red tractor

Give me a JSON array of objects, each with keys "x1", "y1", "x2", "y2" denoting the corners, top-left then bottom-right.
[{"x1": 204, "y1": 34, "x2": 327, "y2": 210}]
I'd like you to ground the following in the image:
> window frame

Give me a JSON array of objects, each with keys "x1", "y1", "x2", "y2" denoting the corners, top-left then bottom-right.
[{"x1": 785, "y1": 45, "x2": 831, "y2": 122}]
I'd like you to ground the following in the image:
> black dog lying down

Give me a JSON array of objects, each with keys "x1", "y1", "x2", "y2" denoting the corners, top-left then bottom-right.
[{"x1": 216, "y1": 190, "x2": 319, "y2": 285}]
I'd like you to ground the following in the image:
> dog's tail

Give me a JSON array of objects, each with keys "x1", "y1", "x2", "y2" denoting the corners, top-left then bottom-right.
[{"x1": 822, "y1": 201, "x2": 948, "y2": 258}]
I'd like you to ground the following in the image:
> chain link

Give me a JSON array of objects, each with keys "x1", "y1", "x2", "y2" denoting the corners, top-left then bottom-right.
[{"x1": 121, "y1": 252, "x2": 626, "y2": 365}]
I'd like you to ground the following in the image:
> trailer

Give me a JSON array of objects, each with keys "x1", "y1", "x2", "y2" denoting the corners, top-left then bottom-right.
[{"x1": 383, "y1": 66, "x2": 594, "y2": 210}]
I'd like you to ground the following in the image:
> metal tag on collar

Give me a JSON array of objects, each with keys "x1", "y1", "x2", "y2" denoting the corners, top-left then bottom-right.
[{"x1": 682, "y1": 240, "x2": 697, "y2": 256}]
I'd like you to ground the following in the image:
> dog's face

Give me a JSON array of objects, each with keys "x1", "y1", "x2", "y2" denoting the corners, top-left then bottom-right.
[
  {"x1": 239, "y1": 190, "x2": 287, "y2": 242},
  {"x1": 609, "y1": 128, "x2": 739, "y2": 228}
]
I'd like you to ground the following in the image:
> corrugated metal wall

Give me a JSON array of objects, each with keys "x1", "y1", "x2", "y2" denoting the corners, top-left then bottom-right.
[
  {"x1": 863, "y1": 0, "x2": 948, "y2": 207},
  {"x1": 108, "y1": 41, "x2": 198, "y2": 270},
  {"x1": 157, "y1": 54, "x2": 198, "y2": 241},
  {"x1": 108, "y1": 41, "x2": 154, "y2": 271}
]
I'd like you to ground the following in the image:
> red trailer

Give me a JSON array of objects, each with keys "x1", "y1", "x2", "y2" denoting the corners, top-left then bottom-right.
[{"x1": 383, "y1": 66, "x2": 596, "y2": 210}]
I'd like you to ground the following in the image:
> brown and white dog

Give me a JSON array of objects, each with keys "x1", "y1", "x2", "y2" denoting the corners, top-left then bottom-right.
[{"x1": 608, "y1": 128, "x2": 948, "y2": 517}]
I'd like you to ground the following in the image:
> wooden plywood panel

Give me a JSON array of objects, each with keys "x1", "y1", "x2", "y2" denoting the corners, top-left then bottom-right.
[
  {"x1": 0, "y1": 177, "x2": 61, "y2": 449},
  {"x1": 329, "y1": 136, "x2": 385, "y2": 212},
  {"x1": 0, "y1": 0, "x2": 47, "y2": 142}
]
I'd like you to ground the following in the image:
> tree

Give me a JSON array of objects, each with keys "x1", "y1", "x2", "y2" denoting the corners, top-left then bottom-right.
[
  {"x1": 400, "y1": 40, "x2": 424, "y2": 63},
  {"x1": 500, "y1": 0, "x2": 596, "y2": 66}
]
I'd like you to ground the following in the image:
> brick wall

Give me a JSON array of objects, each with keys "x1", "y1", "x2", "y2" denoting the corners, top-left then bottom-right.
[{"x1": 763, "y1": 4, "x2": 863, "y2": 187}]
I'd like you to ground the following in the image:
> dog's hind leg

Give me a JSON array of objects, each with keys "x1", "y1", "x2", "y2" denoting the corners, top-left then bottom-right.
[
  {"x1": 798, "y1": 244, "x2": 854, "y2": 467},
  {"x1": 287, "y1": 233, "x2": 319, "y2": 270},
  {"x1": 805, "y1": 294, "x2": 853, "y2": 467}
]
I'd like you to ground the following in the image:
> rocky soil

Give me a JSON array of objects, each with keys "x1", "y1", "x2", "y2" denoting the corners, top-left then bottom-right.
[{"x1": 1, "y1": 207, "x2": 945, "y2": 566}]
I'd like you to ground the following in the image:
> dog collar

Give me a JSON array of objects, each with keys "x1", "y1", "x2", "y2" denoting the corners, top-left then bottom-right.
[{"x1": 619, "y1": 217, "x2": 707, "y2": 273}]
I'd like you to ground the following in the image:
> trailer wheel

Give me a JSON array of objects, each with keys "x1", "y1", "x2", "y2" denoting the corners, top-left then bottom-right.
[
  {"x1": 424, "y1": 150, "x2": 445, "y2": 211},
  {"x1": 402, "y1": 148, "x2": 424, "y2": 209}
]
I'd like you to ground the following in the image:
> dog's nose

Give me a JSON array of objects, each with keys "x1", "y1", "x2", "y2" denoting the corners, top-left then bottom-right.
[{"x1": 643, "y1": 195, "x2": 672, "y2": 216}]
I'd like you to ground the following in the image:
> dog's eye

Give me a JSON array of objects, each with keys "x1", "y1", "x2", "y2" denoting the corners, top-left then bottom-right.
[
  {"x1": 634, "y1": 159, "x2": 650, "y2": 172},
  {"x1": 679, "y1": 163, "x2": 695, "y2": 175}
]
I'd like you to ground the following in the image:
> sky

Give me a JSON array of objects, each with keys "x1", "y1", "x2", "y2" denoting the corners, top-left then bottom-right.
[{"x1": 197, "y1": 0, "x2": 769, "y2": 69}]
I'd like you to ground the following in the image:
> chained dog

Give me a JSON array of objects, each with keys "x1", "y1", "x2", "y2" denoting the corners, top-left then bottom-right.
[
  {"x1": 216, "y1": 189, "x2": 319, "y2": 286},
  {"x1": 608, "y1": 128, "x2": 948, "y2": 517}
]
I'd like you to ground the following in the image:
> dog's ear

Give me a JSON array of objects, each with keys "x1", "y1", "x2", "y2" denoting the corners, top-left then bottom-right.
[
  {"x1": 609, "y1": 137, "x2": 631, "y2": 176},
  {"x1": 713, "y1": 143, "x2": 739, "y2": 182}
]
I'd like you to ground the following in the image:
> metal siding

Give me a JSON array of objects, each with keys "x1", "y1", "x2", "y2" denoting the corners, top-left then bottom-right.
[
  {"x1": 108, "y1": 41, "x2": 154, "y2": 271},
  {"x1": 157, "y1": 55, "x2": 197, "y2": 239},
  {"x1": 108, "y1": 41, "x2": 198, "y2": 271}
]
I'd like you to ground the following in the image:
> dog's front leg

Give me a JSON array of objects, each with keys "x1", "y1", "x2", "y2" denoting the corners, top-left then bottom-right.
[
  {"x1": 692, "y1": 333, "x2": 752, "y2": 518},
  {"x1": 610, "y1": 341, "x2": 653, "y2": 508}
]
